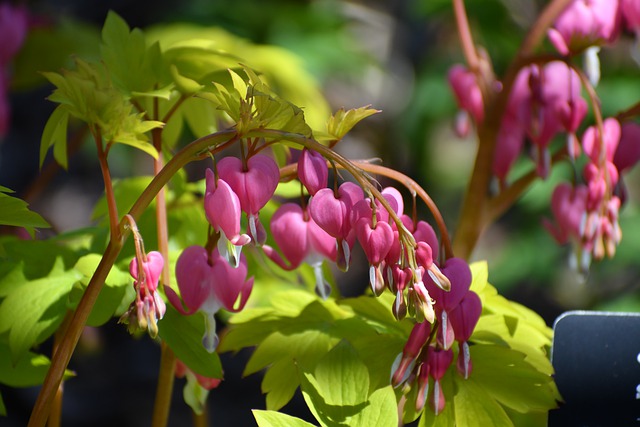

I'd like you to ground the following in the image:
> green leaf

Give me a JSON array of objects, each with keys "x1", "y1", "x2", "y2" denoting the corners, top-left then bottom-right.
[
  {"x1": 253, "y1": 409, "x2": 317, "y2": 427},
  {"x1": 0, "y1": 258, "x2": 82, "y2": 363},
  {"x1": 0, "y1": 340, "x2": 53, "y2": 387},
  {"x1": 0, "y1": 188, "x2": 50, "y2": 237},
  {"x1": 158, "y1": 306, "x2": 222, "y2": 379},
  {"x1": 101, "y1": 11, "x2": 166, "y2": 94},
  {"x1": 68, "y1": 254, "x2": 131, "y2": 326},
  {"x1": 0, "y1": 393, "x2": 5, "y2": 416},
  {"x1": 325, "y1": 106, "x2": 380, "y2": 142},
  {"x1": 300, "y1": 340, "x2": 371, "y2": 427},
  {"x1": 453, "y1": 376, "x2": 514, "y2": 427},
  {"x1": 313, "y1": 340, "x2": 369, "y2": 407},
  {"x1": 170, "y1": 64, "x2": 204, "y2": 95},
  {"x1": 469, "y1": 345, "x2": 559, "y2": 413},
  {"x1": 39, "y1": 105, "x2": 69, "y2": 169},
  {"x1": 349, "y1": 386, "x2": 398, "y2": 427}
]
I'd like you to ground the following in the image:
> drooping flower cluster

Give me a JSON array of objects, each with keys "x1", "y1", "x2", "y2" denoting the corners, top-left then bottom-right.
[
  {"x1": 119, "y1": 251, "x2": 167, "y2": 338},
  {"x1": 545, "y1": 119, "x2": 640, "y2": 272},
  {"x1": 390, "y1": 258, "x2": 482, "y2": 415},
  {"x1": 495, "y1": 60, "x2": 587, "y2": 181}
]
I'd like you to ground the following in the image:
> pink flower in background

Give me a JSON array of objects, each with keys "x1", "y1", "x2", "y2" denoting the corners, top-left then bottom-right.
[
  {"x1": 391, "y1": 321, "x2": 431, "y2": 387},
  {"x1": 494, "y1": 61, "x2": 587, "y2": 180},
  {"x1": 547, "y1": 0, "x2": 620, "y2": 55},
  {"x1": 166, "y1": 245, "x2": 253, "y2": 352},
  {"x1": 0, "y1": 4, "x2": 28, "y2": 64},
  {"x1": 448, "y1": 64, "x2": 484, "y2": 137},
  {"x1": 544, "y1": 182, "x2": 589, "y2": 246},
  {"x1": 0, "y1": 3, "x2": 29, "y2": 137}
]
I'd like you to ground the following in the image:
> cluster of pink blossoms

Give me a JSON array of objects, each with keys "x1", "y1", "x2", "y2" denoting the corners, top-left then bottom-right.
[
  {"x1": 448, "y1": 0, "x2": 640, "y2": 273},
  {"x1": 142, "y1": 143, "x2": 484, "y2": 407},
  {"x1": 390, "y1": 257, "x2": 481, "y2": 414},
  {"x1": 0, "y1": 3, "x2": 28, "y2": 137}
]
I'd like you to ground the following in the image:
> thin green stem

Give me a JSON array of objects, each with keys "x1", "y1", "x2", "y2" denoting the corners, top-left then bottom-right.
[{"x1": 151, "y1": 343, "x2": 177, "y2": 427}]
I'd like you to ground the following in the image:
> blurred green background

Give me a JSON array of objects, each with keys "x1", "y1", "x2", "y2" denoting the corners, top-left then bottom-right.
[{"x1": 1, "y1": 0, "x2": 640, "y2": 425}]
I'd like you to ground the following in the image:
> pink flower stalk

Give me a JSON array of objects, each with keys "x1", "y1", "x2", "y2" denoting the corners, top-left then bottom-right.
[
  {"x1": 263, "y1": 203, "x2": 336, "y2": 299},
  {"x1": 204, "y1": 168, "x2": 251, "y2": 267},
  {"x1": 297, "y1": 149, "x2": 328, "y2": 196},
  {"x1": 548, "y1": 0, "x2": 621, "y2": 55},
  {"x1": 120, "y1": 251, "x2": 166, "y2": 338},
  {"x1": 391, "y1": 321, "x2": 431, "y2": 388},
  {"x1": 425, "y1": 258, "x2": 472, "y2": 350},
  {"x1": 309, "y1": 181, "x2": 364, "y2": 271},
  {"x1": 166, "y1": 245, "x2": 253, "y2": 352},
  {"x1": 217, "y1": 154, "x2": 280, "y2": 246},
  {"x1": 448, "y1": 64, "x2": 484, "y2": 137},
  {"x1": 449, "y1": 291, "x2": 482, "y2": 379}
]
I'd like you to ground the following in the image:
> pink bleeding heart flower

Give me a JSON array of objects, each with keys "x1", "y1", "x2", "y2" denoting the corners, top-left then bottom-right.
[
  {"x1": 309, "y1": 181, "x2": 364, "y2": 271},
  {"x1": 120, "y1": 251, "x2": 166, "y2": 338},
  {"x1": 582, "y1": 118, "x2": 621, "y2": 165},
  {"x1": 547, "y1": 0, "x2": 620, "y2": 84},
  {"x1": 423, "y1": 347, "x2": 454, "y2": 415},
  {"x1": 297, "y1": 149, "x2": 328, "y2": 196},
  {"x1": 166, "y1": 245, "x2": 253, "y2": 352},
  {"x1": 217, "y1": 154, "x2": 280, "y2": 245},
  {"x1": 204, "y1": 168, "x2": 251, "y2": 267},
  {"x1": 613, "y1": 122, "x2": 640, "y2": 204},
  {"x1": 425, "y1": 258, "x2": 471, "y2": 350},
  {"x1": 448, "y1": 64, "x2": 484, "y2": 137},
  {"x1": 614, "y1": 122, "x2": 640, "y2": 173},
  {"x1": 355, "y1": 216, "x2": 394, "y2": 295},
  {"x1": 543, "y1": 182, "x2": 589, "y2": 245},
  {"x1": 449, "y1": 291, "x2": 482, "y2": 379},
  {"x1": 391, "y1": 321, "x2": 431, "y2": 388},
  {"x1": 263, "y1": 203, "x2": 336, "y2": 299},
  {"x1": 391, "y1": 265, "x2": 412, "y2": 320},
  {"x1": 548, "y1": 0, "x2": 620, "y2": 55}
]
